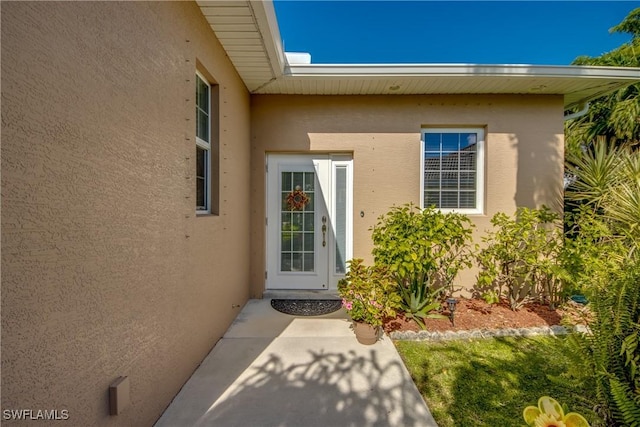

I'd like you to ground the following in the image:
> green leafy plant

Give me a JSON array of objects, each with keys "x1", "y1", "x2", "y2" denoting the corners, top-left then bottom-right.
[
  {"x1": 566, "y1": 140, "x2": 640, "y2": 255},
  {"x1": 476, "y1": 207, "x2": 566, "y2": 310},
  {"x1": 567, "y1": 257, "x2": 640, "y2": 426},
  {"x1": 562, "y1": 205, "x2": 628, "y2": 298},
  {"x1": 396, "y1": 271, "x2": 448, "y2": 328},
  {"x1": 481, "y1": 290, "x2": 500, "y2": 305},
  {"x1": 371, "y1": 203, "x2": 474, "y2": 328},
  {"x1": 338, "y1": 258, "x2": 402, "y2": 328}
]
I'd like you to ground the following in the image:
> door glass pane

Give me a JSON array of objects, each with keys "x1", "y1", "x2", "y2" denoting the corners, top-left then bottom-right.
[
  {"x1": 303, "y1": 195, "x2": 314, "y2": 212},
  {"x1": 291, "y1": 253, "x2": 303, "y2": 271},
  {"x1": 292, "y1": 233, "x2": 303, "y2": 251},
  {"x1": 303, "y1": 233, "x2": 314, "y2": 251},
  {"x1": 304, "y1": 172, "x2": 314, "y2": 191},
  {"x1": 281, "y1": 232, "x2": 292, "y2": 251},
  {"x1": 282, "y1": 173, "x2": 292, "y2": 191},
  {"x1": 335, "y1": 166, "x2": 347, "y2": 274},
  {"x1": 303, "y1": 253, "x2": 314, "y2": 272},
  {"x1": 292, "y1": 212, "x2": 303, "y2": 229},
  {"x1": 303, "y1": 213, "x2": 314, "y2": 231},
  {"x1": 280, "y1": 171, "x2": 315, "y2": 272},
  {"x1": 281, "y1": 253, "x2": 291, "y2": 272}
]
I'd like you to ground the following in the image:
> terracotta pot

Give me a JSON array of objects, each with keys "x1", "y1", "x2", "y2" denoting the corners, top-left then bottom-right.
[{"x1": 353, "y1": 321, "x2": 380, "y2": 345}]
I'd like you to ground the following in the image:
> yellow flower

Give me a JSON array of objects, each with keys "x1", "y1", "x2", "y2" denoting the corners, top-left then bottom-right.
[{"x1": 523, "y1": 397, "x2": 590, "y2": 427}]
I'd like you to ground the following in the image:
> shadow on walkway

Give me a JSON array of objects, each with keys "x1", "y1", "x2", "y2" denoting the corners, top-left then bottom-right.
[{"x1": 198, "y1": 347, "x2": 433, "y2": 427}]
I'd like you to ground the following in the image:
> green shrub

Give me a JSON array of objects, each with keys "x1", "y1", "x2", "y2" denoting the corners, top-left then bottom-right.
[
  {"x1": 476, "y1": 207, "x2": 566, "y2": 310},
  {"x1": 565, "y1": 140, "x2": 640, "y2": 254},
  {"x1": 562, "y1": 205, "x2": 628, "y2": 298},
  {"x1": 370, "y1": 203, "x2": 474, "y2": 328},
  {"x1": 564, "y1": 140, "x2": 640, "y2": 426},
  {"x1": 568, "y1": 257, "x2": 640, "y2": 426}
]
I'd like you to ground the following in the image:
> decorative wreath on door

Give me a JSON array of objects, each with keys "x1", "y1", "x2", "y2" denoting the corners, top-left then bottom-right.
[{"x1": 286, "y1": 186, "x2": 310, "y2": 211}]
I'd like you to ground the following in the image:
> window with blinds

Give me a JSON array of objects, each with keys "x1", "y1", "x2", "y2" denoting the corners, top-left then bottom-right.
[{"x1": 422, "y1": 128, "x2": 484, "y2": 214}]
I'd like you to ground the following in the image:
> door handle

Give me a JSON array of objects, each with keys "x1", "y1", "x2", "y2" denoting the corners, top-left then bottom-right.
[{"x1": 321, "y1": 216, "x2": 327, "y2": 247}]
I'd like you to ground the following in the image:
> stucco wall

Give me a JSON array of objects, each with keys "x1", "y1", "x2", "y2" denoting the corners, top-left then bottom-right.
[
  {"x1": 250, "y1": 94, "x2": 564, "y2": 296},
  {"x1": 2, "y1": 2, "x2": 250, "y2": 425}
]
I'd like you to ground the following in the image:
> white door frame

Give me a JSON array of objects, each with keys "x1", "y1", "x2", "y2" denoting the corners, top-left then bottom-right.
[{"x1": 265, "y1": 153, "x2": 353, "y2": 290}]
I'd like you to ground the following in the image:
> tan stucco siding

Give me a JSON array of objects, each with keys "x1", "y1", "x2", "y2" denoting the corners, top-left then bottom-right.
[
  {"x1": 250, "y1": 94, "x2": 564, "y2": 295},
  {"x1": 1, "y1": 2, "x2": 250, "y2": 425}
]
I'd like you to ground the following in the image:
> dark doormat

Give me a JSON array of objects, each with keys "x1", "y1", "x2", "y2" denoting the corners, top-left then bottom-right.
[{"x1": 270, "y1": 299, "x2": 343, "y2": 316}]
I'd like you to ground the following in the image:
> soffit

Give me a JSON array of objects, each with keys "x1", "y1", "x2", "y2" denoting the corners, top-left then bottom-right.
[
  {"x1": 258, "y1": 64, "x2": 640, "y2": 109},
  {"x1": 196, "y1": 1, "x2": 285, "y2": 92}
]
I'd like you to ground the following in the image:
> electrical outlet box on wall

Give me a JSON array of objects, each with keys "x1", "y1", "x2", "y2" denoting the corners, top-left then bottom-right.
[{"x1": 109, "y1": 376, "x2": 130, "y2": 416}]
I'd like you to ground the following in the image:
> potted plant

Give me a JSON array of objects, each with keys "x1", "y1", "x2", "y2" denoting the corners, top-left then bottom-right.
[{"x1": 338, "y1": 258, "x2": 402, "y2": 344}]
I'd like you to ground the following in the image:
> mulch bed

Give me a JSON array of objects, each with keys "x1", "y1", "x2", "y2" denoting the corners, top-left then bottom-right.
[{"x1": 382, "y1": 298, "x2": 589, "y2": 334}]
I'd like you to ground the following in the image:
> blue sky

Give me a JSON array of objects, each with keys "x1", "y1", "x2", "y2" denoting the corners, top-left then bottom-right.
[{"x1": 273, "y1": 1, "x2": 636, "y2": 65}]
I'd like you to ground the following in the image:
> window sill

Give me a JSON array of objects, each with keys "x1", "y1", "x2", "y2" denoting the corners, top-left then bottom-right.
[
  {"x1": 424, "y1": 207, "x2": 485, "y2": 216},
  {"x1": 195, "y1": 211, "x2": 217, "y2": 217}
]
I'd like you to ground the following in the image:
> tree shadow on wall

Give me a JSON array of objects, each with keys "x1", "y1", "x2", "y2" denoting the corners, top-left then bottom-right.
[
  {"x1": 510, "y1": 131, "x2": 564, "y2": 213},
  {"x1": 196, "y1": 348, "x2": 435, "y2": 427}
]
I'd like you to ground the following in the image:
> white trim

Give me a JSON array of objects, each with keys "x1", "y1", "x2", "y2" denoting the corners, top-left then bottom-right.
[
  {"x1": 420, "y1": 128, "x2": 485, "y2": 215},
  {"x1": 195, "y1": 71, "x2": 211, "y2": 214},
  {"x1": 285, "y1": 63, "x2": 640, "y2": 79}
]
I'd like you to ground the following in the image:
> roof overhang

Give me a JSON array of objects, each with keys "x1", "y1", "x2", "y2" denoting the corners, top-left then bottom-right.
[
  {"x1": 271, "y1": 64, "x2": 640, "y2": 109},
  {"x1": 197, "y1": 1, "x2": 640, "y2": 109},
  {"x1": 196, "y1": 0, "x2": 286, "y2": 92}
]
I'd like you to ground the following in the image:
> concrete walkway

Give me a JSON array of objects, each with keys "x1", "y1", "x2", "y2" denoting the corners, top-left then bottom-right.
[{"x1": 155, "y1": 299, "x2": 438, "y2": 427}]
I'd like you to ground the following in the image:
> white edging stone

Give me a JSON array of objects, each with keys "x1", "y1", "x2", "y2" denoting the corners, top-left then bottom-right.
[{"x1": 389, "y1": 324, "x2": 589, "y2": 341}]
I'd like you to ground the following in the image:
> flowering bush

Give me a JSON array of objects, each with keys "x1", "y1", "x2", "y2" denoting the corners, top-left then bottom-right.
[{"x1": 338, "y1": 259, "x2": 402, "y2": 328}]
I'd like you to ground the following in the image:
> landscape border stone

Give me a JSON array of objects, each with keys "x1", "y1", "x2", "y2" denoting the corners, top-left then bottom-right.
[{"x1": 389, "y1": 324, "x2": 589, "y2": 341}]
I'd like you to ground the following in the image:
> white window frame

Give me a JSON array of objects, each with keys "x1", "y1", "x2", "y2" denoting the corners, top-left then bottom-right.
[
  {"x1": 420, "y1": 128, "x2": 485, "y2": 215},
  {"x1": 195, "y1": 71, "x2": 211, "y2": 214}
]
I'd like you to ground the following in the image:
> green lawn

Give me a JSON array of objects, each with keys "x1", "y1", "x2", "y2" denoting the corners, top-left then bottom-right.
[{"x1": 395, "y1": 336, "x2": 601, "y2": 426}]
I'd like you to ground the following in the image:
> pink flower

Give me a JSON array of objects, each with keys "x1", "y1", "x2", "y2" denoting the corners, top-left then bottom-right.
[{"x1": 342, "y1": 299, "x2": 353, "y2": 310}]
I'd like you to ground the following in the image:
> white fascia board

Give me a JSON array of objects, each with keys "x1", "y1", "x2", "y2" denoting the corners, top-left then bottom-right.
[
  {"x1": 248, "y1": 0, "x2": 286, "y2": 79},
  {"x1": 285, "y1": 63, "x2": 640, "y2": 80}
]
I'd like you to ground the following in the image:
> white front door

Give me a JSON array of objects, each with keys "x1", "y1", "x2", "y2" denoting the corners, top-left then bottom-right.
[{"x1": 266, "y1": 154, "x2": 352, "y2": 290}]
